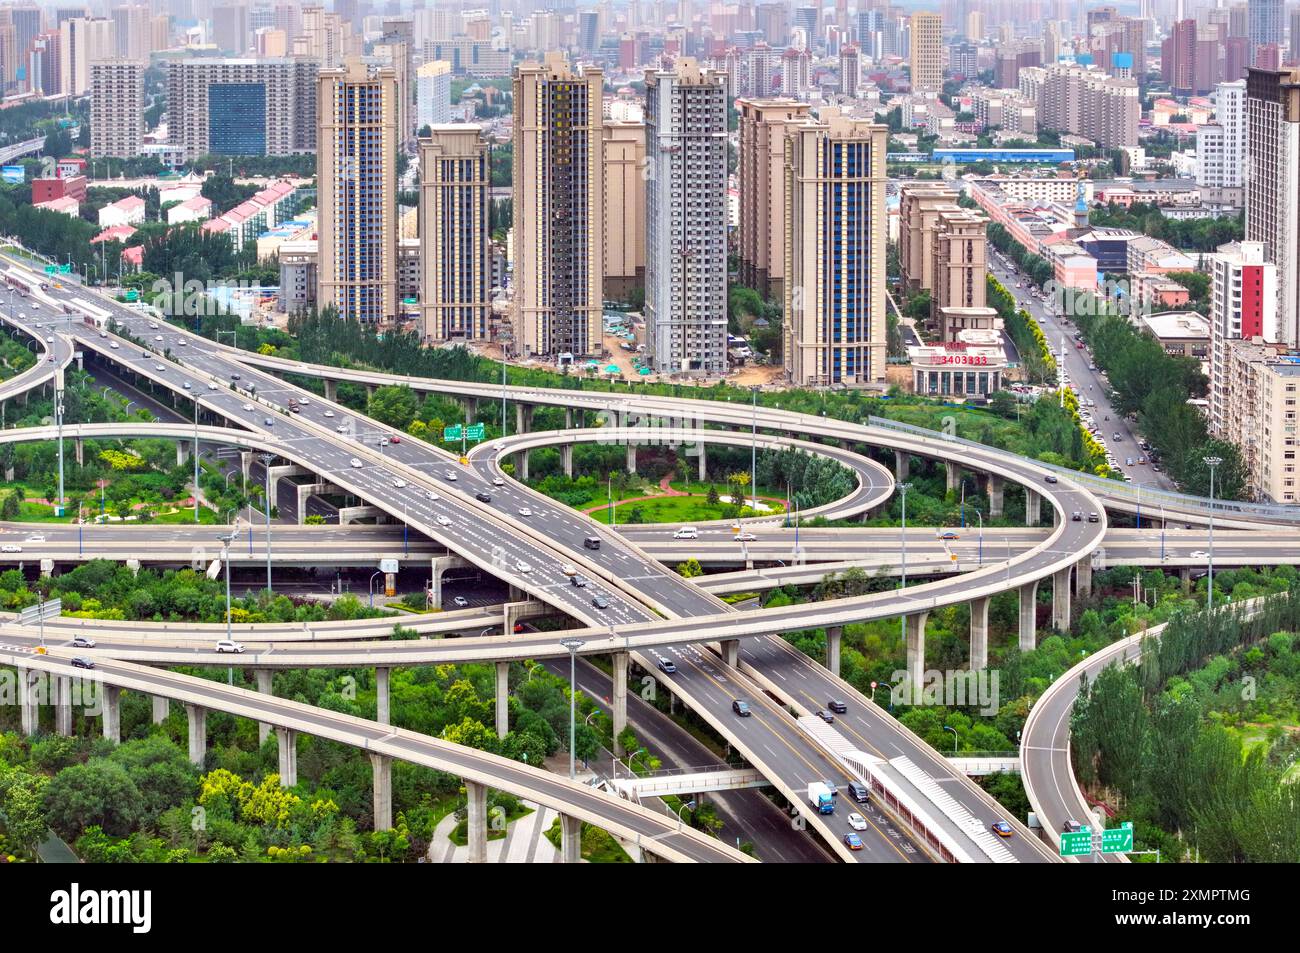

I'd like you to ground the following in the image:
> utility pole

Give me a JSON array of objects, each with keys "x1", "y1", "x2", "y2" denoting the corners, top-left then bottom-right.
[
  {"x1": 259, "y1": 452, "x2": 274, "y2": 593},
  {"x1": 192, "y1": 399, "x2": 200, "y2": 522},
  {"x1": 54, "y1": 387, "x2": 64, "y2": 517}
]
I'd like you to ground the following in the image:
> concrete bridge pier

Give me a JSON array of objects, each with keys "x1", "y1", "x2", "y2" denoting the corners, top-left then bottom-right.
[
  {"x1": 376, "y1": 666, "x2": 390, "y2": 726},
  {"x1": 1052, "y1": 567, "x2": 1072, "y2": 632},
  {"x1": 720, "y1": 639, "x2": 740, "y2": 668},
  {"x1": 894, "y1": 449, "x2": 909, "y2": 482},
  {"x1": 464, "y1": 396, "x2": 478, "y2": 424},
  {"x1": 1018, "y1": 580, "x2": 1038, "y2": 651},
  {"x1": 176, "y1": 441, "x2": 185, "y2": 467},
  {"x1": 1025, "y1": 488, "x2": 1041, "y2": 526},
  {"x1": 561, "y1": 443, "x2": 573, "y2": 478},
  {"x1": 255, "y1": 669, "x2": 274, "y2": 745},
  {"x1": 515, "y1": 403, "x2": 533, "y2": 434},
  {"x1": 296, "y1": 481, "x2": 335, "y2": 524},
  {"x1": 323, "y1": 379, "x2": 336, "y2": 402},
  {"x1": 1180, "y1": 566, "x2": 1191, "y2": 591},
  {"x1": 240, "y1": 450, "x2": 253, "y2": 482},
  {"x1": 74, "y1": 437, "x2": 83, "y2": 466},
  {"x1": 969, "y1": 596, "x2": 990, "y2": 671},
  {"x1": 102, "y1": 685, "x2": 121, "y2": 743},
  {"x1": 905, "y1": 612, "x2": 929, "y2": 699},
  {"x1": 626, "y1": 444, "x2": 637, "y2": 474},
  {"x1": 1076, "y1": 557, "x2": 1093, "y2": 597},
  {"x1": 945, "y1": 461, "x2": 960, "y2": 495},
  {"x1": 152, "y1": 695, "x2": 169, "y2": 725},
  {"x1": 371, "y1": 753, "x2": 392, "y2": 831},
  {"x1": 428, "y1": 555, "x2": 468, "y2": 609},
  {"x1": 366, "y1": 383, "x2": 376, "y2": 400},
  {"x1": 17, "y1": 667, "x2": 38, "y2": 736},
  {"x1": 612, "y1": 652, "x2": 628, "y2": 755},
  {"x1": 54, "y1": 675, "x2": 73, "y2": 735},
  {"x1": 495, "y1": 661, "x2": 509, "y2": 738},
  {"x1": 186, "y1": 703, "x2": 206, "y2": 767},
  {"x1": 560, "y1": 813, "x2": 582, "y2": 863},
  {"x1": 466, "y1": 780, "x2": 488, "y2": 863},
  {"x1": 276, "y1": 727, "x2": 297, "y2": 787},
  {"x1": 564, "y1": 407, "x2": 573, "y2": 430},
  {"x1": 825, "y1": 625, "x2": 842, "y2": 678},
  {"x1": 987, "y1": 475, "x2": 1004, "y2": 518}
]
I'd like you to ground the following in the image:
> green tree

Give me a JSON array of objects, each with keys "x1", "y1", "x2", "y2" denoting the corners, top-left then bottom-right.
[{"x1": 367, "y1": 385, "x2": 420, "y2": 430}]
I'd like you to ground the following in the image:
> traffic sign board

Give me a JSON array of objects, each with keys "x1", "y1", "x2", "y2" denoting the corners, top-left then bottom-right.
[
  {"x1": 1059, "y1": 827, "x2": 1092, "y2": 857},
  {"x1": 442, "y1": 424, "x2": 462, "y2": 442},
  {"x1": 1100, "y1": 822, "x2": 1133, "y2": 854},
  {"x1": 465, "y1": 422, "x2": 485, "y2": 441}
]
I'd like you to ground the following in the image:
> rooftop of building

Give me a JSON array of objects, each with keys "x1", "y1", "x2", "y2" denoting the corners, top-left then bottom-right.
[{"x1": 1141, "y1": 310, "x2": 1210, "y2": 339}]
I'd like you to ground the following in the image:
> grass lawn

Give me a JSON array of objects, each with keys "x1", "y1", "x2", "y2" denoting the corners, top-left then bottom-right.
[
  {"x1": 543, "y1": 817, "x2": 633, "y2": 863},
  {"x1": 589, "y1": 493, "x2": 785, "y2": 525}
]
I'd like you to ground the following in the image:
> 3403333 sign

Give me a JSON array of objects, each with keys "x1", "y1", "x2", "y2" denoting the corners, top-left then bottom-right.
[{"x1": 935, "y1": 354, "x2": 991, "y2": 366}]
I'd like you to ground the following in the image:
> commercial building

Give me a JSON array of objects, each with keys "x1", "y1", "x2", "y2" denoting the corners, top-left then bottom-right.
[
  {"x1": 416, "y1": 60, "x2": 451, "y2": 131},
  {"x1": 167, "y1": 57, "x2": 319, "y2": 161},
  {"x1": 736, "y1": 97, "x2": 811, "y2": 299},
  {"x1": 316, "y1": 58, "x2": 399, "y2": 324},
  {"x1": 783, "y1": 111, "x2": 889, "y2": 388},
  {"x1": 419, "y1": 124, "x2": 491, "y2": 343},
  {"x1": 644, "y1": 58, "x2": 728, "y2": 376},
  {"x1": 1140, "y1": 311, "x2": 1210, "y2": 360},
  {"x1": 511, "y1": 53, "x2": 604, "y2": 360},
  {"x1": 909, "y1": 11, "x2": 943, "y2": 93},
  {"x1": 89, "y1": 59, "x2": 144, "y2": 158},
  {"x1": 908, "y1": 329, "x2": 1010, "y2": 398},
  {"x1": 602, "y1": 120, "x2": 646, "y2": 301}
]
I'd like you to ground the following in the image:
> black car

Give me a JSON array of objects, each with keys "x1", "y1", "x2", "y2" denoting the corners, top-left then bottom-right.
[
  {"x1": 591, "y1": 595, "x2": 610, "y2": 610},
  {"x1": 731, "y1": 699, "x2": 752, "y2": 717},
  {"x1": 1044, "y1": 475, "x2": 1059, "y2": 484},
  {"x1": 1062, "y1": 819, "x2": 1085, "y2": 833},
  {"x1": 847, "y1": 780, "x2": 869, "y2": 803},
  {"x1": 70, "y1": 656, "x2": 95, "y2": 670},
  {"x1": 657, "y1": 658, "x2": 677, "y2": 674},
  {"x1": 475, "y1": 491, "x2": 491, "y2": 503},
  {"x1": 827, "y1": 699, "x2": 847, "y2": 714},
  {"x1": 1071, "y1": 511, "x2": 1082, "y2": 521},
  {"x1": 230, "y1": 372, "x2": 241, "y2": 380},
  {"x1": 570, "y1": 574, "x2": 588, "y2": 588},
  {"x1": 1087, "y1": 512, "x2": 1099, "y2": 523},
  {"x1": 816, "y1": 709, "x2": 835, "y2": 724}
]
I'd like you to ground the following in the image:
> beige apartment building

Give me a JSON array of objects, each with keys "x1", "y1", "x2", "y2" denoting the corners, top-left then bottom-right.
[
  {"x1": 910, "y1": 11, "x2": 943, "y2": 93},
  {"x1": 736, "y1": 97, "x2": 811, "y2": 299},
  {"x1": 931, "y1": 206, "x2": 994, "y2": 341},
  {"x1": 316, "y1": 57, "x2": 398, "y2": 324},
  {"x1": 419, "y1": 124, "x2": 491, "y2": 343},
  {"x1": 898, "y1": 182, "x2": 958, "y2": 294},
  {"x1": 783, "y1": 111, "x2": 889, "y2": 388},
  {"x1": 511, "y1": 53, "x2": 605, "y2": 359},
  {"x1": 1219, "y1": 336, "x2": 1300, "y2": 503},
  {"x1": 602, "y1": 119, "x2": 646, "y2": 301},
  {"x1": 89, "y1": 58, "x2": 145, "y2": 158}
]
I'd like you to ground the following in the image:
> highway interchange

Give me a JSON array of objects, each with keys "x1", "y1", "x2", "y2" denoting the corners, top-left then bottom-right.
[{"x1": 0, "y1": 252, "x2": 1293, "y2": 863}]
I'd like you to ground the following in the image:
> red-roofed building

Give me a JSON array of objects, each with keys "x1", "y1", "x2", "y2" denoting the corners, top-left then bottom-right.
[
  {"x1": 92, "y1": 224, "x2": 137, "y2": 244},
  {"x1": 98, "y1": 195, "x2": 147, "y2": 228},
  {"x1": 121, "y1": 246, "x2": 144, "y2": 271},
  {"x1": 34, "y1": 196, "x2": 80, "y2": 218}
]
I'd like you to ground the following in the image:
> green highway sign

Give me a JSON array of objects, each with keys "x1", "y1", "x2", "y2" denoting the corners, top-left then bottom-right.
[
  {"x1": 44, "y1": 264, "x2": 57, "y2": 274},
  {"x1": 1059, "y1": 827, "x2": 1092, "y2": 857},
  {"x1": 59, "y1": 263, "x2": 72, "y2": 273},
  {"x1": 465, "y1": 422, "x2": 485, "y2": 441},
  {"x1": 1100, "y1": 822, "x2": 1134, "y2": 854},
  {"x1": 443, "y1": 424, "x2": 462, "y2": 442}
]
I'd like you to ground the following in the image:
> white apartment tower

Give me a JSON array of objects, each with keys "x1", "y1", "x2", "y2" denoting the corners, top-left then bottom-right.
[
  {"x1": 1197, "y1": 79, "x2": 1248, "y2": 207},
  {"x1": 89, "y1": 58, "x2": 145, "y2": 158},
  {"x1": 1245, "y1": 67, "x2": 1300, "y2": 347},
  {"x1": 644, "y1": 58, "x2": 729, "y2": 376}
]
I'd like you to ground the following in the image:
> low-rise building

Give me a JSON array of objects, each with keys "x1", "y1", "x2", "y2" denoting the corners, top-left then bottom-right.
[
  {"x1": 907, "y1": 328, "x2": 1010, "y2": 398},
  {"x1": 98, "y1": 195, "x2": 147, "y2": 228},
  {"x1": 1140, "y1": 310, "x2": 1210, "y2": 359}
]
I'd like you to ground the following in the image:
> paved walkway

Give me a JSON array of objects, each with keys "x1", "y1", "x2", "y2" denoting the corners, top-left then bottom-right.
[{"x1": 426, "y1": 799, "x2": 566, "y2": 863}]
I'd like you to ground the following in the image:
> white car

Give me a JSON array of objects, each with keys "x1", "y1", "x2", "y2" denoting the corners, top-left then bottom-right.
[
  {"x1": 26, "y1": 534, "x2": 45, "y2": 543},
  {"x1": 392, "y1": 478, "x2": 407, "y2": 488},
  {"x1": 559, "y1": 562, "x2": 578, "y2": 576},
  {"x1": 444, "y1": 470, "x2": 458, "y2": 481},
  {"x1": 178, "y1": 339, "x2": 187, "y2": 347},
  {"x1": 735, "y1": 531, "x2": 757, "y2": 542},
  {"x1": 452, "y1": 596, "x2": 469, "y2": 607},
  {"x1": 324, "y1": 410, "x2": 334, "y2": 417},
  {"x1": 214, "y1": 640, "x2": 245, "y2": 654},
  {"x1": 335, "y1": 425, "x2": 348, "y2": 433},
  {"x1": 425, "y1": 490, "x2": 440, "y2": 501},
  {"x1": 109, "y1": 341, "x2": 119, "y2": 349},
  {"x1": 207, "y1": 382, "x2": 219, "y2": 391},
  {"x1": 148, "y1": 322, "x2": 158, "y2": 329},
  {"x1": 349, "y1": 458, "x2": 363, "y2": 468},
  {"x1": 515, "y1": 560, "x2": 532, "y2": 574},
  {"x1": 298, "y1": 397, "x2": 310, "y2": 405},
  {"x1": 1, "y1": 544, "x2": 21, "y2": 553},
  {"x1": 517, "y1": 507, "x2": 532, "y2": 517},
  {"x1": 492, "y1": 476, "x2": 505, "y2": 487},
  {"x1": 847, "y1": 812, "x2": 867, "y2": 831},
  {"x1": 243, "y1": 403, "x2": 255, "y2": 411},
  {"x1": 153, "y1": 335, "x2": 163, "y2": 342},
  {"x1": 153, "y1": 363, "x2": 165, "y2": 371},
  {"x1": 435, "y1": 515, "x2": 452, "y2": 527},
  {"x1": 98, "y1": 330, "x2": 107, "y2": 338},
  {"x1": 1189, "y1": 550, "x2": 1209, "y2": 558}
]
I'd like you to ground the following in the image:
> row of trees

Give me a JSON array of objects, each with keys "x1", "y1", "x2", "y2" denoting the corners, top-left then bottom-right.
[{"x1": 1089, "y1": 202, "x2": 1244, "y2": 254}]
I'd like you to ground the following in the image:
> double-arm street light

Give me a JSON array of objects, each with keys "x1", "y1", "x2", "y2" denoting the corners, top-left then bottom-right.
[
  {"x1": 560, "y1": 638, "x2": 586, "y2": 780},
  {"x1": 1204, "y1": 456, "x2": 1222, "y2": 610}
]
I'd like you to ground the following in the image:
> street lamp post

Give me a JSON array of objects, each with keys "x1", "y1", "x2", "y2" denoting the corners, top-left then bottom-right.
[
  {"x1": 749, "y1": 385, "x2": 759, "y2": 513},
  {"x1": 219, "y1": 530, "x2": 237, "y2": 685},
  {"x1": 943, "y1": 725, "x2": 958, "y2": 755},
  {"x1": 1159, "y1": 503, "x2": 1167, "y2": 562},
  {"x1": 54, "y1": 387, "x2": 64, "y2": 517},
  {"x1": 192, "y1": 399, "x2": 200, "y2": 523},
  {"x1": 1204, "y1": 455, "x2": 1222, "y2": 610},
  {"x1": 973, "y1": 508, "x2": 984, "y2": 566},
  {"x1": 367, "y1": 570, "x2": 383, "y2": 608},
  {"x1": 259, "y1": 453, "x2": 274, "y2": 593},
  {"x1": 899, "y1": 482, "x2": 912, "y2": 642},
  {"x1": 560, "y1": 638, "x2": 586, "y2": 780}
]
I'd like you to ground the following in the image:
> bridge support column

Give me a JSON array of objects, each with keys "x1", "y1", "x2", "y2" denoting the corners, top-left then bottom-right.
[
  {"x1": 905, "y1": 612, "x2": 929, "y2": 699},
  {"x1": 176, "y1": 442, "x2": 185, "y2": 466},
  {"x1": 1052, "y1": 567, "x2": 1072, "y2": 632},
  {"x1": 825, "y1": 625, "x2": 842, "y2": 677},
  {"x1": 74, "y1": 437, "x2": 83, "y2": 466},
  {"x1": 255, "y1": 669, "x2": 274, "y2": 745},
  {"x1": 1018, "y1": 580, "x2": 1038, "y2": 651},
  {"x1": 612, "y1": 651, "x2": 628, "y2": 756},
  {"x1": 428, "y1": 554, "x2": 467, "y2": 610},
  {"x1": 720, "y1": 639, "x2": 739, "y2": 668},
  {"x1": 945, "y1": 461, "x2": 960, "y2": 494},
  {"x1": 1180, "y1": 566, "x2": 1191, "y2": 591},
  {"x1": 626, "y1": 444, "x2": 636, "y2": 474},
  {"x1": 466, "y1": 780, "x2": 487, "y2": 864},
  {"x1": 276, "y1": 727, "x2": 297, "y2": 787},
  {"x1": 102, "y1": 685, "x2": 121, "y2": 743},
  {"x1": 1025, "y1": 489, "x2": 1041, "y2": 526},
  {"x1": 969, "y1": 596, "x2": 990, "y2": 671},
  {"x1": 152, "y1": 695, "x2": 169, "y2": 725},
  {"x1": 54, "y1": 675, "x2": 73, "y2": 735},
  {"x1": 464, "y1": 397, "x2": 477, "y2": 424},
  {"x1": 565, "y1": 408, "x2": 574, "y2": 429},
  {"x1": 561, "y1": 443, "x2": 573, "y2": 478},
  {"x1": 516, "y1": 449, "x2": 529, "y2": 481},
  {"x1": 515, "y1": 403, "x2": 532, "y2": 433},
  {"x1": 376, "y1": 666, "x2": 390, "y2": 726},
  {"x1": 560, "y1": 813, "x2": 582, "y2": 864},
  {"x1": 987, "y1": 475, "x2": 1004, "y2": 518},
  {"x1": 694, "y1": 444, "x2": 707, "y2": 481},
  {"x1": 323, "y1": 379, "x2": 336, "y2": 402},
  {"x1": 240, "y1": 451, "x2": 252, "y2": 482},
  {"x1": 370, "y1": 753, "x2": 392, "y2": 831},
  {"x1": 494, "y1": 661, "x2": 509, "y2": 738},
  {"x1": 17, "y1": 667, "x2": 38, "y2": 736},
  {"x1": 1075, "y1": 557, "x2": 1093, "y2": 597},
  {"x1": 366, "y1": 383, "x2": 376, "y2": 400},
  {"x1": 185, "y1": 704, "x2": 206, "y2": 767},
  {"x1": 894, "y1": 449, "x2": 909, "y2": 481}
]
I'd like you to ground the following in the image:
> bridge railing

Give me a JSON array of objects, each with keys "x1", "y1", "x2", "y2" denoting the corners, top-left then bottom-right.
[{"x1": 868, "y1": 416, "x2": 1300, "y2": 523}]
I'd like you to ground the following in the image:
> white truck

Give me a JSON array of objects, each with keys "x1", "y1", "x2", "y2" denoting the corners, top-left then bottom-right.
[{"x1": 807, "y1": 781, "x2": 835, "y2": 815}]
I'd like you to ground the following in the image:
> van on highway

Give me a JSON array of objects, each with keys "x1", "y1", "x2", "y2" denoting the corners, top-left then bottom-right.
[
  {"x1": 583, "y1": 535, "x2": 601, "y2": 550},
  {"x1": 673, "y1": 526, "x2": 698, "y2": 540}
]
